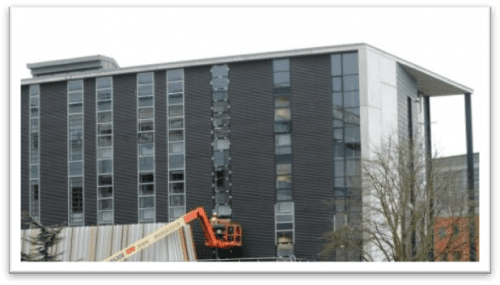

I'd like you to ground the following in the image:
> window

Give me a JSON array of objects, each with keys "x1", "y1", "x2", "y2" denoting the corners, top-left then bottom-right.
[
  {"x1": 210, "y1": 65, "x2": 232, "y2": 218},
  {"x1": 439, "y1": 227, "x2": 446, "y2": 239},
  {"x1": 167, "y1": 69, "x2": 186, "y2": 221},
  {"x1": 137, "y1": 72, "x2": 155, "y2": 222},
  {"x1": 29, "y1": 84, "x2": 41, "y2": 220},
  {"x1": 68, "y1": 80, "x2": 84, "y2": 226}
]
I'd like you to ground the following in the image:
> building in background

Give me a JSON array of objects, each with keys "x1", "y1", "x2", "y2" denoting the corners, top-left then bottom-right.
[
  {"x1": 433, "y1": 153, "x2": 479, "y2": 262},
  {"x1": 21, "y1": 43, "x2": 475, "y2": 261}
]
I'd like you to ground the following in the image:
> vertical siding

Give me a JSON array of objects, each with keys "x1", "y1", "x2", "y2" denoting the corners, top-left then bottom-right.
[
  {"x1": 113, "y1": 73, "x2": 138, "y2": 224},
  {"x1": 84, "y1": 78, "x2": 97, "y2": 226},
  {"x1": 155, "y1": 70, "x2": 168, "y2": 222},
  {"x1": 21, "y1": 85, "x2": 30, "y2": 229},
  {"x1": 291, "y1": 55, "x2": 334, "y2": 260},
  {"x1": 39, "y1": 81, "x2": 68, "y2": 227},
  {"x1": 230, "y1": 60, "x2": 276, "y2": 258},
  {"x1": 184, "y1": 65, "x2": 214, "y2": 259}
]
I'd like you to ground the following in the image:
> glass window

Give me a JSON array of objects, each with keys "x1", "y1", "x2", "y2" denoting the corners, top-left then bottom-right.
[
  {"x1": 69, "y1": 161, "x2": 82, "y2": 176},
  {"x1": 275, "y1": 108, "x2": 290, "y2": 122},
  {"x1": 169, "y1": 142, "x2": 184, "y2": 154},
  {"x1": 138, "y1": 96, "x2": 153, "y2": 107},
  {"x1": 345, "y1": 159, "x2": 360, "y2": 176},
  {"x1": 138, "y1": 132, "x2": 154, "y2": 144},
  {"x1": 30, "y1": 107, "x2": 39, "y2": 118},
  {"x1": 273, "y1": 59, "x2": 290, "y2": 72},
  {"x1": 333, "y1": 128, "x2": 343, "y2": 142},
  {"x1": 98, "y1": 159, "x2": 113, "y2": 173},
  {"x1": 334, "y1": 159, "x2": 344, "y2": 177},
  {"x1": 276, "y1": 175, "x2": 292, "y2": 189},
  {"x1": 100, "y1": 211, "x2": 113, "y2": 223},
  {"x1": 168, "y1": 93, "x2": 183, "y2": 104},
  {"x1": 344, "y1": 91, "x2": 360, "y2": 108},
  {"x1": 214, "y1": 126, "x2": 230, "y2": 138},
  {"x1": 169, "y1": 118, "x2": 183, "y2": 129},
  {"x1": 141, "y1": 208, "x2": 155, "y2": 220},
  {"x1": 169, "y1": 154, "x2": 184, "y2": 169},
  {"x1": 98, "y1": 100, "x2": 112, "y2": 111},
  {"x1": 97, "y1": 89, "x2": 112, "y2": 101},
  {"x1": 30, "y1": 165, "x2": 39, "y2": 179},
  {"x1": 215, "y1": 139, "x2": 230, "y2": 150},
  {"x1": 214, "y1": 101, "x2": 228, "y2": 113},
  {"x1": 332, "y1": 77, "x2": 342, "y2": 92},
  {"x1": 215, "y1": 192, "x2": 230, "y2": 204},
  {"x1": 344, "y1": 126, "x2": 360, "y2": 143},
  {"x1": 276, "y1": 134, "x2": 291, "y2": 146},
  {"x1": 99, "y1": 187, "x2": 113, "y2": 198},
  {"x1": 140, "y1": 184, "x2": 154, "y2": 196},
  {"x1": 140, "y1": 173, "x2": 154, "y2": 183},
  {"x1": 29, "y1": 85, "x2": 40, "y2": 95},
  {"x1": 212, "y1": 66, "x2": 228, "y2": 77},
  {"x1": 139, "y1": 144, "x2": 154, "y2": 156},
  {"x1": 31, "y1": 119, "x2": 39, "y2": 131},
  {"x1": 140, "y1": 197, "x2": 155, "y2": 208},
  {"x1": 276, "y1": 189, "x2": 292, "y2": 202},
  {"x1": 168, "y1": 82, "x2": 183, "y2": 93},
  {"x1": 69, "y1": 114, "x2": 83, "y2": 129},
  {"x1": 167, "y1": 69, "x2": 183, "y2": 82},
  {"x1": 169, "y1": 105, "x2": 183, "y2": 117},
  {"x1": 274, "y1": 121, "x2": 291, "y2": 133},
  {"x1": 212, "y1": 78, "x2": 229, "y2": 89},
  {"x1": 439, "y1": 227, "x2": 446, "y2": 239},
  {"x1": 343, "y1": 75, "x2": 359, "y2": 91},
  {"x1": 138, "y1": 108, "x2": 154, "y2": 119},
  {"x1": 139, "y1": 120, "x2": 154, "y2": 132},
  {"x1": 99, "y1": 199, "x2": 113, "y2": 210},
  {"x1": 98, "y1": 135, "x2": 112, "y2": 147},
  {"x1": 98, "y1": 124, "x2": 112, "y2": 135},
  {"x1": 30, "y1": 96, "x2": 39, "y2": 107},
  {"x1": 138, "y1": 72, "x2": 153, "y2": 84},
  {"x1": 68, "y1": 80, "x2": 83, "y2": 91},
  {"x1": 98, "y1": 112, "x2": 112, "y2": 123},
  {"x1": 213, "y1": 113, "x2": 229, "y2": 126},
  {"x1": 97, "y1": 77, "x2": 112, "y2": 89},
  {"x1": 170, "y1": 208, "x2": 184, "y2": 220},
  {"x1": 169, "y1": 130, "x2": 184, "y2": 141},
  {"x1": 170, "y1": 195, "x2": 184, "y2": 206},
  {"x1": 274, "y1": 72, "x2": 290, "y2": 87},
  {"x1": 169, "y1": 182, "x2": 184, "y2": 194},
  {"x1": 213, "y1": 150, "x2": 229, "y2": 167},
  {"x1": 139, "y1": 157, "x2": 154, "y2": 171},
  {"x1": 99, "y1": 175, "x2": 112, "y2": 185},
  {"x1": 170, "y1": 171, "x2": 184, "y2": 181},
  {"x1": 342, "y1": 53, "x2": 358, "y2": 75},
  {"x1": 69, "y1": 103, "x2": 83, "y2": 114},
  {"x1": 277, "y1": 223, "x2": 293, "y2": 230},
  {"x1": 276, "y1": 163, "x2": 292, "y2": 175},
  {"x1": 213, "y1": 91, "x2": 228, "y2": 101},
  {"x1": 98, "y1": 147, "x2": 112, "y2": 158},
  {"x1": 69, "y1": 92, "x2": 83, "y2": 103},
  {"x1": 331, "y1": 54, "x2": 342, "y2": 76},
  {"x1": 275, "y1": 97, "x2": 290, "y2": 108}
]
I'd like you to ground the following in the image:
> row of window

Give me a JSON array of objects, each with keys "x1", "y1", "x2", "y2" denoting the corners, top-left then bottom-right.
[
  {"x1": 68, "y1": 80, "x2": 84, "y2": 226},
  {"x1": 167, "y1": 69, "x2": 186, "y2": 221},
  {"x1": 273, "y1": 59, "x2": 295, "y2": 257},
  {"x1": 96, "y1": 77, "x2": 114, "y2": 224},
  {"x1": 29, "y1": 85, "x2": 40, "y2": 220},
  {"x1": 211, "y1": 65, "x2": 232, "y2": 218},
  {"x1": 137, "y1": 72, "x2": 156, "y2": 223}
]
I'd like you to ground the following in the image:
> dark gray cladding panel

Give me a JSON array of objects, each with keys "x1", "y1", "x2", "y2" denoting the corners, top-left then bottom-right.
[
  {"x1": 184, "y1": 65, "x2": 214, "y2": 259},
  {"x1": 291, "y1": 55, "x2": 335, "y2": 261},
  {"x1": 21, "y1": 85, "x2": 30, "y2": 229},
  {"x1": 229, "y1": 60, "x2": 276, "y2": 258},
  {"x1": 39, "y1": 81, "x2": 68, "y2": 227},
  {"x1": 113, "y1": 73, "x2": 138, "y2": 224},
  {"x1": 84, "y1": 78, "x2": 97, "y2": 226},
  {"x1": 154, "y1": 70, "x2": 168, "y2": 223}
]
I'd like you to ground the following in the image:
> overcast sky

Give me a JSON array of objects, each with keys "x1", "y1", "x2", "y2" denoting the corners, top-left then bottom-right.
[{"x1": 8, "y1": 4, "x2": 492, "y2": 275}]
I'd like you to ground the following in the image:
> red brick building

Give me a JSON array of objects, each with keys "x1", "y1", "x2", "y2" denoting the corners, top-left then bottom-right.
[{"x1": 434, "y1": 216, "x2": 479, "y2": 261}]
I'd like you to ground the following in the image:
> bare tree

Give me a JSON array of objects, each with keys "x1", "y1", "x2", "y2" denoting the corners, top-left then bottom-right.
[
  {"x1": 321, "y1": 135, "x2": 475, "y2": 262},
  {"x1": 21, "y1": 211, "x2": 64, "y2": 262}
]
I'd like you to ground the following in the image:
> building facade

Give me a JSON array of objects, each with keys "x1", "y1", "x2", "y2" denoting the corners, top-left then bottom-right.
[{"x1": 21, "y1": 44, "x2": 475, "y2": 261}]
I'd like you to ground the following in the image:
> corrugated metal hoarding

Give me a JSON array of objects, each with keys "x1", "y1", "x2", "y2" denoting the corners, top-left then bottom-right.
[{"x1": 21, "y1": 223, "x2": 197, "y2": 262}]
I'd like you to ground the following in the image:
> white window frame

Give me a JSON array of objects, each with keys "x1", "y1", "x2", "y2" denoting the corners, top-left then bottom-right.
[
  {"x1": 96, "y1": 77, "x2": 114, "y2": 224},
  {"x1": 167, "y1": 69, "x2": 186, "y2": 221},
  {"x1": 29, "y1": 84, "x2": 41, "y2": 220},
  {"x1": 137, "y1": 72, "x2": 156, "y2": 223},
  {"x1": 67, "y1": 80, "x2": 85, "y2": 226}
]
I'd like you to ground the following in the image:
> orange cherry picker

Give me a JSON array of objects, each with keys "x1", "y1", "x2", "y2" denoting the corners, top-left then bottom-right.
[{"x1": 102, "y1": 207, "x2": 242, "y2": 262}]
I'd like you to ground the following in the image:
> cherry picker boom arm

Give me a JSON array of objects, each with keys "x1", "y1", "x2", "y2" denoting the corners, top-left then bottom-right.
[{"x1": 101, "y1": 207, "x2": 241, "y2": 262}]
